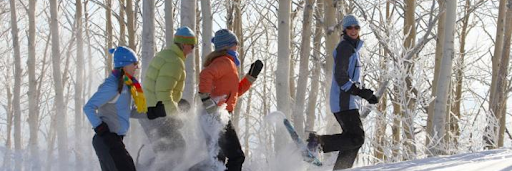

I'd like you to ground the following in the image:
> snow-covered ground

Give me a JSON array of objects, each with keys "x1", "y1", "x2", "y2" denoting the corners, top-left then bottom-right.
[{"x1": 347, "y1": 148, "x2": 512, "y2": 171}]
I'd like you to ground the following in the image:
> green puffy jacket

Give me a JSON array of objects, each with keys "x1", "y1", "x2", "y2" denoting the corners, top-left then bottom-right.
[{"x1": 143, "y1": 44, "x2": 186, "y2": 115}]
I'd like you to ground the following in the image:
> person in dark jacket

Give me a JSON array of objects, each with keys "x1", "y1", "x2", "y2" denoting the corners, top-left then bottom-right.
[
  {"x1": 306, "y1": 14, "x2": 379, "y2": 170},
  {"x1": 84, "y1": 46, "x2": 164, "y2": 171}
]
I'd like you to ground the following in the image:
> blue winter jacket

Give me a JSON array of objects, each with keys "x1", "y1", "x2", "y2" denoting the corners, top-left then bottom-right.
[
  {"x1": 330, "y1": 36, "x2": 364, "y2": 113},
  {"x1": 83, "y1": 74, "x2": 145, "y2": 136}
]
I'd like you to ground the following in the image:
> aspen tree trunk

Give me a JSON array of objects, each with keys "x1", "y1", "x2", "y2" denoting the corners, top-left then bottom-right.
[
  {"x1": 486, "y1": 0, "x2": 507, "y2": 149},
  {"x1": 84, "y1": 1, "x2": 96, "y2": 167},
  {"x1": 276, "y1": 0, "x2": 292, "y2": 151},
  {"x1": 324, "y1": 0, "x2": 338, "y2": 118},
  {"x1": 323, "y1": 0, "x2": 341, "y2": 147},
  {"x1": 427, "y1": 0, "x2": 446, "y2": 148},
  {"x1": 451, "y1": 0, "x2": 472, "y2": 148},
  {"x1": 28, "y1": 0, "x2": 41, "y2": 169},
  {"x1": 182, "y1": 0, "x2": 197, "y2": 103},
  {"x1": 305, "y1": 0, "x2": 323, "y2": 133},
  {"x1": 391, "y1": 96, "x2": 401, "y2": 160},
  {"x1": 2, "y1": 87, "x2": 13, "y2": 170},
  {"x1": 200, "y1": 0, "x2": 212, "y2": 56},
  {"x1": 141, "y1": 0, "x2": 155, "y2": 79},
  {"x1": 374, "y1": 1, "x2": 391, "y2": 162},
  {"x1": 293, "y1": 0, "x2": 314, "y2": 137},
  {"x1": 431, "y1": 0, "x2": 456, "y2": 155},
  {"x1": 165, "y1": 0, "x2": 174, "y2": 48},
  {"x1": 50, "y1": 0, "x2": 70, "y2": 169},
  {"x1": 226, "y1": 0, "x2": 234, "y2": 30},
  {"x1": 105, "y1": 0, "x2": 113, "y2": 76},
  {"x1": 491, "y1": 0, "x2": 512, "y2": 148},
  {"x1": 195, "y1": 7, "x2": 201, "y2": 89},
  {"x1": 85, "y1": 0, "x2": 93, "y2": 98},
  {"x1": 75, "y1": 0, "x2": 85, "y2": 169},
  {"x1": 403, "y1": 0, "x2": 417, "y2": 157},
  {"x1": 289, "y1": 7, "x2": 298, "y2": 102},
  {"x1": 9, "y1": 0, "x2": 22, "y2": 169},
  {"x1": 127, "y1": 0, "x2": 136, "y2": 50},
  {"x1": 45, "y1": 110, "x2": 57, "y2": 171},
  {"x1": 233, "y1": 0, "x2": 243, "y2": 130},
  {"x1": 119, "y1": 0, "x2": 126, "y2": 45},
  {"x1": 244, "y1": 90, "x2": 253, "y2": 157}
]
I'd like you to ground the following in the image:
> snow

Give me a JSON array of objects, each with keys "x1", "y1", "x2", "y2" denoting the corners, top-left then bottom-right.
[{"x1": 347, "y1": 148, "x2": 512, "y2": 171}]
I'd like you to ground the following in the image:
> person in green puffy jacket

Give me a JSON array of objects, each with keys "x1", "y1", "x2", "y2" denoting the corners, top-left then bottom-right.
[{"x1": 143, "y1": 26, "x2": 197, "y2": 166}]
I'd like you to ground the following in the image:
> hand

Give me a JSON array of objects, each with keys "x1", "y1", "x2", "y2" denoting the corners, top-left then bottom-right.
[
  {"x1": 94, "y1": 122, "x2": 110, "y2": 136},
  {"x1": 367, "y1": 95, "x2": 379, "y2": 104},
  {"x1": 199, "y1": 93, "x2": 217, "y2": 114},
  {"x1": 348, "y1": 84, "x2": 378, "y2": 104},
  {"x1": 358, "y1": 88, "x2": 374, "y2": 100},
  {"x1": 147, "y1": 101, "x2": 166, "y2": 120},
  {"x1": 94, "y1": 122, "x2": 123, "y2": 148},
  {"x1": 248, "y1": 60, "x2": 263, "y2": 78}
]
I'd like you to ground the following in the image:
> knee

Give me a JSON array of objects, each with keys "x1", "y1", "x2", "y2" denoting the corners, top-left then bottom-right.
[
  {"x1": 232, "y1": 152, "x2": 245, "y2": 164},
  {"x1": 352, "y1": 132, "x2": 365, "y2": 147}
]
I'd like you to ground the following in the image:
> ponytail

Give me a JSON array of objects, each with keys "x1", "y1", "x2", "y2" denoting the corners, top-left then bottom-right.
[{"x1": 116, "y1": 68, "x2": 125, "y2": 94}]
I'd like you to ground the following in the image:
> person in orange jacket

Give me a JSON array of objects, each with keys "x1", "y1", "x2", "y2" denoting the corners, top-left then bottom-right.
[{"x1": 198, "y1": 29, "x2": 263, "y2": 171}]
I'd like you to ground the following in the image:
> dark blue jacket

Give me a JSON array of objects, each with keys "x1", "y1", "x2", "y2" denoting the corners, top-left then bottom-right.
[{"x1": 330, "y1": 35, "x2": 364, "y2": 113}]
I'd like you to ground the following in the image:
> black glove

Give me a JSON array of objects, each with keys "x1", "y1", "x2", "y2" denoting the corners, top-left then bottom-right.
[
  {"x1": 367, "y1": 95, "x2": 379, "y2": 104},
  {"x1": 178, "y1": 99, "x2": 191, "y2": 112},
  {"x1": 248, "y1": 60, "x2": 263, "y2": 78},
  {"x1": 95, "y1": 122, "x2": 123, "y2": 148},
  {"x1": 199, "y1": 93, "x2": 217, "y2": 114},
  {"x1": 349, "y1": 84, "x2": 378, "y2": 104},
  {"x1": 94, "y1": 122, "x2": 110, "y2": 136},
  {"x1": 147, "y1": 101, "x2": 166, "y2": 120}
]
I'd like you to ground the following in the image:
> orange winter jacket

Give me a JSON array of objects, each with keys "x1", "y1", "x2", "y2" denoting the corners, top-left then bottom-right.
[{"x1": 199, "y1": 55, "x2": 252, "y2": 112}]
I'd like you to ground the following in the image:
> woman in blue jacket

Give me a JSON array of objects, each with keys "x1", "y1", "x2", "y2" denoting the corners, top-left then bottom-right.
[
  {"x1": 84, "y1": 46, "x2": 164, "y2": 171},
  {"x1": 306, "y1": 15, "x2": 379, "y2": 170}
]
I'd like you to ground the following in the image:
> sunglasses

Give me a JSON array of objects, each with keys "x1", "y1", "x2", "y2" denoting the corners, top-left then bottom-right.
[
  {"x1": 133, "y1": 61, "x2": 139, "y2": 66},
  {"x1": 346, "y1": 26, "x2": 360, "y2": 30}
]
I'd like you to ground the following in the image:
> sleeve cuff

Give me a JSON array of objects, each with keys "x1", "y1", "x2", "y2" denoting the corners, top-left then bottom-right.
[{"x1": 245, "y1": 74, "x2": 257, "y2": 83}]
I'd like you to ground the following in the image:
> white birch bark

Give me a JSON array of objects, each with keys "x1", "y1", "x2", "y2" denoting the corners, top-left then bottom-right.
[
  {"x1": 403, "y1": 0, "x2": 417, "y2": 156},
  {"x1": 293, "y1": 0, "x2": 314, "y2": 137},
  {"x1": 232, "y1": 0, "x2": 243, "y2": 130},
  {"x1": 276, "y1": 0, "x2": 292, "y2": 151},
  {"x1": 200, "y1": 0, "x2": 212, "y2": 57},
  {"x1": 127, "y1": 0, "x2": 136, "y2": 50},
  {"x1": 431, "y1": 0, "x2": 456, "y2": 155},
  {"x1": 27, "y1": 0, "x2": 40, "y2": 169},
  {"x1": 50, "y1": 0, "x2": 69, "y2": 169},
  {"x1": 119, "y1": 0, "x2": 126, "y2": 45},
  {"x1": 306, "y1": 0, "x2": 323, "y2": 133},
  {"x1": 106, "y1": 0, "x2": 113, "y2": 75},
  {"x1": 75, "y1": 0, "x2": 84, "y2": 169},
  {"x1": 9, "y1": 0, "x2": 22, "y2": 170},
  {"x1": 491, "y1": 0, "x2": 512, "y2": 149},
  {"x1": 141, "y1": 0, "x2": 155, "y2": 79},
  {"x1": 486, "y1": 0, "x2": 507, "y2": 149},
  {"x1": 490, "y1": 0, "x2": 507, "y2": 112},
  {"x1": 84, "y1": 1, "x2": 95, "y2": 167},
  {"x1": 2, "y1": 86, "x2": 13, "y2": 170},
  {"x1": 427, "y1": 0, "x2": 446, "y2": 147},
  {"x1": 181, "y1": 0, "x2": 197, "y2": 103},
  {"x1": 165, "y1": 0, "x2": 174, "y2": 48}
]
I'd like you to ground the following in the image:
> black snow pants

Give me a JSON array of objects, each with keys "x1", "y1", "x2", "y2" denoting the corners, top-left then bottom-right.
[
  {"x1": 92, "y1": 134, "x2": 136, "y2": 171},
  {"x1": 217, "y1": 121, "x2": 245, "y2": 171},
  {"x1": 318, "y1": 109, "x2": 365, "y2": 170}
]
